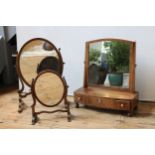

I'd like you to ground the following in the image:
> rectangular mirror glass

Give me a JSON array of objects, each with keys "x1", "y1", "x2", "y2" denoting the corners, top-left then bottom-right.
[{"x1": 88, "y1": 40, "x2": 130, "y2": 89}]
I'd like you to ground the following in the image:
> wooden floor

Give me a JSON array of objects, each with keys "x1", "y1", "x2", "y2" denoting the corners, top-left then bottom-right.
[{"x1": 0, "y1": 87, "x2": 155, "y2": 128}]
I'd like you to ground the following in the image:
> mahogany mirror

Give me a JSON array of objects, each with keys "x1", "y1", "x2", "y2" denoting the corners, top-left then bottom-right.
[
  {"x1": 31, "y1": 70, "x2": 71, "y2": 125},
  {"x1": 74, "y1": 38, "x2": 138, "y2": 116},
  {"x1": 34, "y1": 71, "x2": 65, "y2": 107},
  {"x1": 17, "y1": 38, "x2": 63, "y2": 87},
  {"x1": 16, "y1": 38, "x2": 64, "y2": 113}
]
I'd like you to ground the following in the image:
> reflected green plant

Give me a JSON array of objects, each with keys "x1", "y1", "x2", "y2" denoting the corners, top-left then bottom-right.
[{"x1": 104, "y1": 41, "x2": 130, "y2": 73}]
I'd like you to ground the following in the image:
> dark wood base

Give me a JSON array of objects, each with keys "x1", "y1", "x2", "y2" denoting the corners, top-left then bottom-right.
[
  {"x1": 74, "y1": 87, "x2": 138, "y2": 116},
  {"x1": 31, "y1": 110, "x2": 72, "y2": 125},
  {"x1": 31, "y1": 95, "x2": 72, "y2": 125}
]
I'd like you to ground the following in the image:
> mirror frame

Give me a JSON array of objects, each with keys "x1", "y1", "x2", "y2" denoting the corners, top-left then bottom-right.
[
  {"x1": 16, "y1": 38, "x2": 64, "y2": 87},
  {"x1": 84, "y1": 38, "x2": 136, "y2": 93},
  {"x1": 31, "y1": 70, "x2": 71, "y2": 125},
  {"x1": 32, "y1": 70, "x2": 66, "y2": 107}
]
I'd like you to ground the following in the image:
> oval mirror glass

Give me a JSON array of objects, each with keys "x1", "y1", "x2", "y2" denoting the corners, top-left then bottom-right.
[
  {"x1": 34, "y1": 72, "x2": 65, "y2": 106},
  {"x1": 18, "y1": 38, "x2": 63, "y2": 86}
]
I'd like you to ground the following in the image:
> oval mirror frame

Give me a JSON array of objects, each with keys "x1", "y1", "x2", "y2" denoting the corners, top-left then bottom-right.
[
  {"x1": 84, "y1": 38, "x2": 136, "y2": 92},
  {"x1": 16, "y1": 38, "x2": 64, "y2": 87},
  {"x1": 32, "y1": 70, "x2": 66, "y2": 107}
]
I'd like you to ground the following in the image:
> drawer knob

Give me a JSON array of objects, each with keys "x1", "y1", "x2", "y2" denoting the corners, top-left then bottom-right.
[
  {"x1": 98, "y1": 98, "x2": 101, "y2": 103},
  {"x1": 120, "y1": 103, "x2": 124, "y2": 107}
]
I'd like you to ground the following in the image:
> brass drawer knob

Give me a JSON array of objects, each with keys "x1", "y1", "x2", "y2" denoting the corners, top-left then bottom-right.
[
  {"x1": 120, "y1": 103, "x2": 124, "y2": 107},
  {"x1": 98, "y1": 98, "x2": 101, "y2": 103}
]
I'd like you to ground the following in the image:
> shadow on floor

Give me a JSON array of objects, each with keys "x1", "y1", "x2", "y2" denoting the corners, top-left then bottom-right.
[
  {"x1": 78, "y1": 105, "x2": 154, "y2": 118},
  {"x1": 0, "y1": 84, "x2": 18, "y2": 95}
]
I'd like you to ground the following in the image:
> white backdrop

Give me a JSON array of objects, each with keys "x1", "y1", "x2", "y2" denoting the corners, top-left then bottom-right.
[{"x1": 16, "y1": 26, "x2": 155, "y2": 101}]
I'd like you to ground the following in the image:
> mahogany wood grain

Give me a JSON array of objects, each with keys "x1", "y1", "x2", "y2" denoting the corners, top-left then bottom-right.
[{"x1": 74, "y1": 38, "x2": 138, "y2": 116}]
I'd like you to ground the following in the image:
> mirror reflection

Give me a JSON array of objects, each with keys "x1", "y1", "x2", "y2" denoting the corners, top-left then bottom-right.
[
  {"x1": 19, "y1": 39, "x2": 59, "y2": 85},
  {"x1": 88, "y1": 40, "x2": 130, "y2": 88}
]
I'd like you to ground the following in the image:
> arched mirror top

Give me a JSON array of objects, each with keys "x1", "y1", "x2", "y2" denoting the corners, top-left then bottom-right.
[
  {"x1": 86, "y1": 38, "x2": 136, "y2": 44},
  {"x1": 85, "y1": 38, "x2": 136, "y2": 92},
  {"x1": 17, "y1": 38, "x2": 63, "y2": 87}
]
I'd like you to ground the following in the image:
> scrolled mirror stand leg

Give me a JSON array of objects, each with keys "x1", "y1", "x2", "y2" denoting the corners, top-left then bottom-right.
[
  {"x1": 18, "y1": 93, "x2": 25, "y2": 113},
  {"x1": 18, "y1": 92, "x2": 31, "y2": 113},
  {"x1": 18, "y1": 77, "x2": 29, "y2": 113},
  {"x1": 31, "y1": 79, "x2": 39, "y2": 125},
  {"x1": 31, "y1": 105, "x2": 38, "y2": 126},
  {"x1": 63, "y1": 77, "x2": 72, "y2": 122},
  {"x1": 64, "y1": 98, "x2": 71, "y2": 122},
  {"x1": 31, "y1": 102, "x2": 39, "y2": 125},
  {"x1": 32, "y1": 112, "x2": 39, "y2": 125}
]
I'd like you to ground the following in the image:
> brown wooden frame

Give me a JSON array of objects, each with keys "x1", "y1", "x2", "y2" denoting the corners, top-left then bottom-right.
[
  {"x1": 31, "y1": 70, "x2": 71, "y2": 125},
  {"x1": 84, "y1": 38, "x2": 136, "y2": 92},
  {"x1": 16, "y1": 38, "x2": 64, "y2": 113},
  {"x1": 74, "y1": 38, "x2": 138, "y2": 116}
]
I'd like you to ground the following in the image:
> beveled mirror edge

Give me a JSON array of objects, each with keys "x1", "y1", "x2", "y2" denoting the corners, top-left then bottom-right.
[
  {"x1": 84, "y1": 38, "x2": 136, "y2": 93},
  {"x1": 16, "y1": 37, "x2": 64, "y2": 87}
]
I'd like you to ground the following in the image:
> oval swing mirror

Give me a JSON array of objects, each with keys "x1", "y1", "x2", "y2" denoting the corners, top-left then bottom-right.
[
  {"x1": 17, "y1": 38, "x2": 63, "y2": 87},
  {"x1": 33, "y1": 71, "x2": 66, "y2": 107}
]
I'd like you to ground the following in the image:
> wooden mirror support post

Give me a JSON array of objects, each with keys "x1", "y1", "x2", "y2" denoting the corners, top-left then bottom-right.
[{"x1": 74, "y1": 38, "x2": 138, "y2": 116}]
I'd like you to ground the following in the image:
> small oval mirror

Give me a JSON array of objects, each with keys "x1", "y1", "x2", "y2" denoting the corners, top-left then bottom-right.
[{"x1": 34, "y1": 71, "x2": 65, "y2": 106}]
